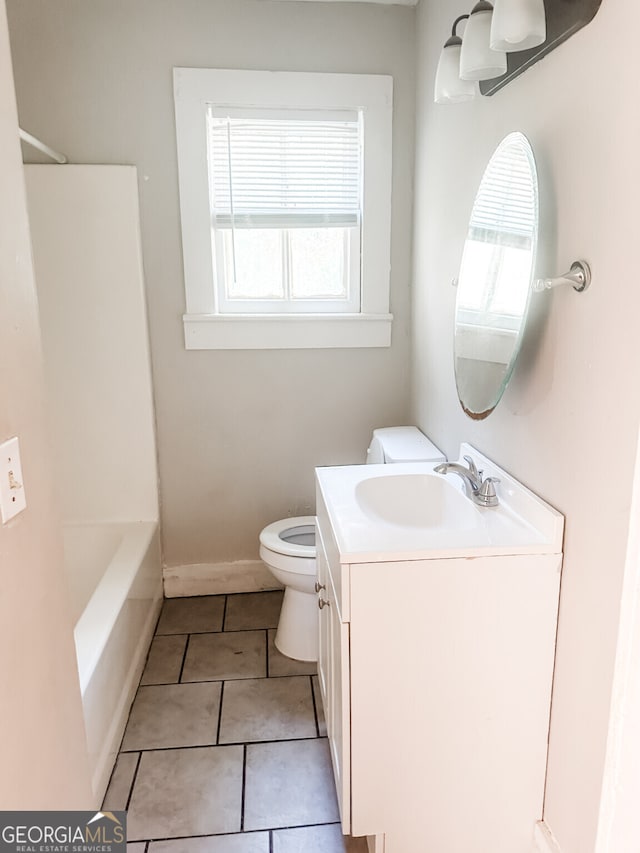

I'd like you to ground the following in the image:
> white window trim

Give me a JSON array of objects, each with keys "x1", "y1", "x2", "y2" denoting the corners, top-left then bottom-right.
[{"x1": 173, "y1": 67, "x2": 393, "y2": 350}]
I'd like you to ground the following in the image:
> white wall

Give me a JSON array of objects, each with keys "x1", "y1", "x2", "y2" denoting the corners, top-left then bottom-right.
[
  {"x1": 595, "y1": 424, "x2": 640, "y2": 851},
  {"x1": 0, "y1": 0, "x2": 92, "y2": 808},
  {"x1": 25, "y1": 165, "x2": 159, "y2": 525},
  {"x1": 412, "y1": 1, "x2": 640, "y2": 851},
  {"x1": 6, "y1": 0, "x2": 416, "y2": 573}
]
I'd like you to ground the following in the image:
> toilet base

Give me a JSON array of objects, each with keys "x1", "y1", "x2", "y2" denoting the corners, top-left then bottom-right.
[{"x1": 274, "y1": 586, "x2": 319, "y2": 662}]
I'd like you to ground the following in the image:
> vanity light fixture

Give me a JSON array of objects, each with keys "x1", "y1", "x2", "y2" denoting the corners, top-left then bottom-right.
[
  {"x1": 460, "y1": 2, "x2": 508, "y2": 81},
  {"x1": 433, "y1": 15, "x2": 477, "y2": 104},
  {"x1": 533, "y1": 260, "x2": 591, "y2": 293},
  {"x1": 490, "y1": 0, "x2": 546, "y2": 51}
]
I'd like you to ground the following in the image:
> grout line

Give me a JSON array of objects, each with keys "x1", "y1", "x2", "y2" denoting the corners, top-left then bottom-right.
[
  {"x1": 240, "y1": 744, "x2": 247, "y2": 832},
  {"x1": 128, "y1": 824, "x2": 339, "y2": 845},
  {"x1": 269, "y1": 830, "x2": 273, "y2": 853},
  {"x1": 265, "y1": 629, "x2": 270, "y2": 677},
  {"x1": 221, "y1": 594, "x2": 229, "y2": 631},
  {"x1": 309, "y1": 675, "x2": 320, "y2": 738},
  {"x1": 264, "y1": 820, "x2": 340, "y2": 831},
  {"x1": 262, "y1": 670, "x2": 317, "y2": 679},
  {"x1": 178, "y1": 675, "x2": 261, "y2": 686},
  {"x1": 162, "y1": 594, "x2": 228, "y2": 601},
  {"x1": 175, "y1": 671, "x2": 317, "y2": 686},
  {"x1": 158, "y1": 625, "x2": 283, "y2": 637},
  {"x1": 138, "y1": 632, "x2": 157, "y2": 680},
  {"x1": 114, "y1": 680, "x2": 145, "y2": 760},
  {"x1": 102, "y1": 752, "x2": 123, "y2": 809},
  {"x1": 216, "y1": 681, "x2": 225, "y2": 745},
  {"x1": 125, "y1": 752, "x2": 142, "y2": 811},
  {"x1": 178, "y1": 634, "x2": 191, "y2": 683},
  {"x1": 152, "y1": 599, "x2": 165, "y2": 635},
  {"x1": 157, "y1": 628, "x2": 227, "y2": 636},
  {"x1": 222, "y1": 626, "x2": 280, "y2": 634},
  {"x1": 119, "y1": 735, "x2": 326, "y2": 755}
]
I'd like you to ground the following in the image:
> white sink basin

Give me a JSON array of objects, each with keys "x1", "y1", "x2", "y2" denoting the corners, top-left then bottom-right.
[
  {"x1": 315, "y1": 443, "x2": 564, "y2": 563},
  {"x1": 355, "y1": 473, "x2": 481, "y2": 530}
]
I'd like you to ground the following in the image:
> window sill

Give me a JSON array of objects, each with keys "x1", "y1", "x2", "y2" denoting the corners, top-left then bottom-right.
[{"x1": 183, "y1": 313, "x2": 393, "y2": 350}]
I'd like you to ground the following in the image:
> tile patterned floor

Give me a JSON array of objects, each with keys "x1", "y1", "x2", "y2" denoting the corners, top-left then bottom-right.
[{"x1": 104, "y1": 591, "x2": 366, "y2": 853}]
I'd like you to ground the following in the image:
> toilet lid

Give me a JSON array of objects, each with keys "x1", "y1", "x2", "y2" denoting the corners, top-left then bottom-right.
[{"x1": 259, "y1": 515, "x2": 316, "y2": 558}]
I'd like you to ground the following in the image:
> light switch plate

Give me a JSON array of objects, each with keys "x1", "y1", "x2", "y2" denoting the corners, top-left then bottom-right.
[{"x1": 0, "y1": 436, "x2": 27, "y2": 523}]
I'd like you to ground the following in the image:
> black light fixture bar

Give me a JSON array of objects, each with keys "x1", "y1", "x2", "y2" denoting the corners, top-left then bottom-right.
[{"x1": 480, "y1": 0, "x2": 603, "y2": 95}]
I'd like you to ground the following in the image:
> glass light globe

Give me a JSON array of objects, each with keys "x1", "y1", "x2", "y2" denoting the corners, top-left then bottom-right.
[
  {"x1": 490, "y1": 0, "x2": 546, "y2": 51},
  {"x1": 434, "y1": 39, "x2": 476, "y2": 104},
  {"x1": 460, "y1": 2, "x2": 507, "y2": 81}
]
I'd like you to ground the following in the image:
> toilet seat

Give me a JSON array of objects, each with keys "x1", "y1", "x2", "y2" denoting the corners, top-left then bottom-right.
[{"x1": 259, "y1": 516, "x2": 316, "y2": 560}]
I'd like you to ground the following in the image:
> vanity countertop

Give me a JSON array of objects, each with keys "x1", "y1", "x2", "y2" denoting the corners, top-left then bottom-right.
[{"x1": 315, "y1": 443, "x2": 564, "y2": 564}]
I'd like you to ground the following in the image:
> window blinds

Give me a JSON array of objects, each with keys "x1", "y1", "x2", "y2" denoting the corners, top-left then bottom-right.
[
  {"x1": 207, "y1": 111, "x2": 362, "y2": 229},
  {"x1": 468, "y1": 141, "x2": 536, "y2": 248}
]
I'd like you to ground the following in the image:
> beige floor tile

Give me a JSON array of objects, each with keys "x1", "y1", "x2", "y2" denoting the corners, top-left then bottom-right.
[
  {"x1": 103, "y1": 752, "x2": 139, "y2": 810},
  {"x1": 127, "y1": 746, "x2": 243, "y2": 840},
  {"x1": 244, "y1": 738, "x2": 339, "y2": 831},
  {"x1": 311, "y1": 675, "x2": 327, "y2": 737},
  {"x1": 141, "y1": 634, "x2": 187, "y2": 685},
  {"x1": 127, "y1": 844, "x2": 146, "y2": 852},
  {"x1": 273, "y1": 825, "x2": 368, "y2": 852},
  {"x1": 157, "y1": 597, "x2": 225, "y2": 635},
  {"x1": 344, "y1": 837, "x2": 369, "y2": 852},
  {"x1": 181, "y1": 631, "x2": 266, "y2": 682},
  {"x1": 219, "y1": 676, "x2": 316, "y2": 744},
  {"x1": 122, "y1": 683, "x2": 221, "y2": 751},
  {"x1": 149, "y1": 833, "x2": 269, "y2": 853},
  {"x1": 224, "y1": 591, "x2": 283, "y2": 631},
  {"x1": 267, "y1": 630, "x2": 317, "y2": 677}
]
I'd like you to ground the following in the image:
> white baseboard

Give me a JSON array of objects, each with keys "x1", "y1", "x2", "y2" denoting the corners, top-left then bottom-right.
[
  {"x1": 163, "y1": 559, "x2": 282, "y2": 597},
  {"x1": 534, "y1": 821, "x2": 562, "y2": 853}
]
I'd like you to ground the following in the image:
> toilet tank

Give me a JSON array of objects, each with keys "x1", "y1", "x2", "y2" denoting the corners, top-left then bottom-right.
[{"x1": 366, "y1": 426, "x2": 446, "y2": 465}]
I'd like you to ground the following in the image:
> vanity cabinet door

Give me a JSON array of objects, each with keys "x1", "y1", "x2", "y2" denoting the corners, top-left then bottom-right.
[
  {"x1": 316, "y1": 521, "x2": 351, "y2": 832},
  {"x1": 316, "y1": 526, "x2": 331, "y2": 718},
  {"x1": 327, "y1": 572, "x2": 350, "y2": 830}
]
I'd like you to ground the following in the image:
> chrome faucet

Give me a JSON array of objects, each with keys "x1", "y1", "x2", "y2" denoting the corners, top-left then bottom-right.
[{"x1": 433, "y1": 455, "x2": 500, "y2": 507}]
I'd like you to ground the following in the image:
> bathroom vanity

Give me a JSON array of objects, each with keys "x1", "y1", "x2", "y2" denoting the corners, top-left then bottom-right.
[{"x1": 315, "y1": 445, "x2": 563, "y2": 853}]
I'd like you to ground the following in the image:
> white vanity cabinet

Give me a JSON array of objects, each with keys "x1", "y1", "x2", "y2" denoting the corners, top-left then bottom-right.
[{"x1": 315, "y1": 454, "x2": 563, "y2": 853}]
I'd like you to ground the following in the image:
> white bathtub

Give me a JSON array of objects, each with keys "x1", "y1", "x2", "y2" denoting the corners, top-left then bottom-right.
[{"x1": 63, "y1": 521, "x2": 162, "y2": 805}]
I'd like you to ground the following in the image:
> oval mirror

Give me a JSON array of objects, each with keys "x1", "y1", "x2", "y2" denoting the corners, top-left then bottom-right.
[{"x1": 454, "y1": 131, "x2": 538, "y2": 419}]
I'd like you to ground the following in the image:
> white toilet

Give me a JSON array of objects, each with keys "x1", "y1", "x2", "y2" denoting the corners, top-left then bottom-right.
[{"x1": 259, "y1": 426, "x2": 446, "y2": 662}]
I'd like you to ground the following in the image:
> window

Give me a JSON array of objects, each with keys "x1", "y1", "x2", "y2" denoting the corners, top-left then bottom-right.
[
  {"x1": 173, "y1": 69, "x2": 393, "y2": 349},
  {"x1": 209, "y1": 110, "x2": 361, "y2": 314}
]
